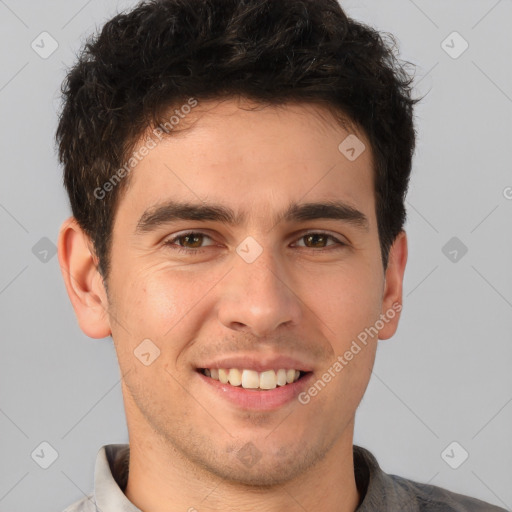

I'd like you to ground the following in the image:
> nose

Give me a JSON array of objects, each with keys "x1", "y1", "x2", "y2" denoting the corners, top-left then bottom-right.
[{"x1": 216, "y1": 245, "x2": 303, "y2": 338}]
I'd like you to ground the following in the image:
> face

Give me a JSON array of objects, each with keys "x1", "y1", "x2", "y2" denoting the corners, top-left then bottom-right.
[{"x1": 62, "y1": 98, "x2": 406, "y2": 486}]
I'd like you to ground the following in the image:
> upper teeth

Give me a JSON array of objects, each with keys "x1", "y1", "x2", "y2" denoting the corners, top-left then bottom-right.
[{"x1": 203, "y1": 368, "x2": 301, "y2": 389}]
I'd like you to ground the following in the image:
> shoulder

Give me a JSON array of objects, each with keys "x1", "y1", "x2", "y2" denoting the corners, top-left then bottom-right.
[
  {"x1": 60, "y1": 494, "x2": 98, "y2": 512},
  {"x1": 390, "y1": 473, "x2": 508, "y2": 512},
  {"x1": 353, "y1": 446, "x2": 507, "y2": 512}
]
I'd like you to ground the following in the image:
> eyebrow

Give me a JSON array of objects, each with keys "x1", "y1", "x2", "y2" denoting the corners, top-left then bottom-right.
[{"x1": 135, "y1": 199, "x2": 370, "y2": 234}]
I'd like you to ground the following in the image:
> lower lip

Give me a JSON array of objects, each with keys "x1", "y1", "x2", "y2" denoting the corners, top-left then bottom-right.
[{"x1": 197, "y1": 371, "x2": 314, "y2": 411}]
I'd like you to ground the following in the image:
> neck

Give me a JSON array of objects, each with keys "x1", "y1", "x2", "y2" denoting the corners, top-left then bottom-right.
[{"x1": 124, "y1": 424, "x2": 361, "y2": 512}]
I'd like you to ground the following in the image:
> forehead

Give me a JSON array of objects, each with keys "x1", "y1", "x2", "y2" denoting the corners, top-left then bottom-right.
[{"x1": 120, "y1": 99, "x2": 375, "y2": 229}]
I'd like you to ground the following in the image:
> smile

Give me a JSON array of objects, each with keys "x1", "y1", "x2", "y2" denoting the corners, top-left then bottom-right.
[{"x1": 199, "y1": 368, "x2": 307, "y2": 390}]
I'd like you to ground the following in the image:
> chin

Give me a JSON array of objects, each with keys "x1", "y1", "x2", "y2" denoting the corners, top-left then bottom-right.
[{"x1": 197, "y1": 439, "x2": 329, "y2": 487}]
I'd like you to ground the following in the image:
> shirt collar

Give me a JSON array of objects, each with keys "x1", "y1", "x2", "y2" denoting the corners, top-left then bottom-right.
[
  {"x1": 94, "y1": 444, "x2": 140, "y2": 512},
  {"x1": 353, "y1": 445, "x2": 419, "y2": 511}
]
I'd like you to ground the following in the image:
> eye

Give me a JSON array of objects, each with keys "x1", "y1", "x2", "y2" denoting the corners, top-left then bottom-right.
[
  {"x1": 163, "y1": 231, "x2": 215, "y2": 254},
  {"x1": 162, "y1": 230, "x2": 346, "y2": 255},
  {"x1": 293, "y1": 232, "x2": 346, "y2": 250}
]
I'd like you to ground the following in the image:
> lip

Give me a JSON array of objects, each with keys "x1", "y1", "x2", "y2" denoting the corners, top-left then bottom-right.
[
  {"x1": 195, "y1": 354, "x2": 314, "y2": 373},
  {"x1": 197, "y1": 370, "x2": 314, "y2": 411}
]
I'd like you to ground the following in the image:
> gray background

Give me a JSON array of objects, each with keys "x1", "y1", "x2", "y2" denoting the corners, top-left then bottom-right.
[{"x1": 0, "y1": 0, "x2": 511, "y2": 511}]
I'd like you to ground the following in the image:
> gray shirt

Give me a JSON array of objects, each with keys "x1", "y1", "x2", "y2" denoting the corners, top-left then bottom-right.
[{"x1": 62, "y1": 444, "x2": 507, "y2": 511}]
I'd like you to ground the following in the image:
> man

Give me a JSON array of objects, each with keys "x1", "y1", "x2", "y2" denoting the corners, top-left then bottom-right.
[{"x1": 56, "y1": 0, "x2": 506, "y2": 510}]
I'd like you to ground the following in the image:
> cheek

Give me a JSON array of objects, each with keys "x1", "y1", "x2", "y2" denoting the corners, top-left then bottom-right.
[
  {"x1": 111, "y1": 263, "x2": 220, "y2": 351},
  {"x1": 316, "y1": 269, "x2": 381, "y2": 406},
  {"x1": 304, "y1": 265, "x2": 383, "y2": 343}
]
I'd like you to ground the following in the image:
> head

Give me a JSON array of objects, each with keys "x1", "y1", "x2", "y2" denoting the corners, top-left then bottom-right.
[{"x1": 57, "y1": 0, "x2": 417, "y2": 487}]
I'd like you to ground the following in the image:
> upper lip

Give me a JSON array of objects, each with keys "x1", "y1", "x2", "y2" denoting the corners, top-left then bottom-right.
[{"x1": 196, "y1": 354, "x2": 314, "y2": 373}]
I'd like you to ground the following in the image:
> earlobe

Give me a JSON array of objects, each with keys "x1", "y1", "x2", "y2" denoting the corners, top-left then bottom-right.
[
  {"x1": 57, "y1": 216, "x2": 112, "y2": 339},
  {"x1": 378, "y1": 230, "x2": 408, "y2": 340}
]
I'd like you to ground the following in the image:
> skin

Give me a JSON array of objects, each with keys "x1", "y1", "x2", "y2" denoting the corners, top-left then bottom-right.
[{"x1": 58, "y1": 97, "x2": 407, "y2": 512}]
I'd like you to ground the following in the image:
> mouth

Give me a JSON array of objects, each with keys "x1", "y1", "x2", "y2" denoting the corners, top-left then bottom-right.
[
  {"x1": 197, "y1": 367, "x2": 310, "y2": 390},
  {"x1": 194, "y1": 355, "x2": 315, "y2": 410}
]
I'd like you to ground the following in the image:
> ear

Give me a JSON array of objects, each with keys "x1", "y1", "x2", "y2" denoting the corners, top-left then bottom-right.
[
  {"x1": 57, "y1": 216, "x2": 112, "y2": 339},
  {"x1": 378, "y1": 230, "x2": 408, "y2": 340}
]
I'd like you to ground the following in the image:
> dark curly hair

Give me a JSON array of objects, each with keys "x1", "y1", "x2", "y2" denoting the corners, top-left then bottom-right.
[{"x1": 56, "y1": 0, "x2": 419, "y2": 280}]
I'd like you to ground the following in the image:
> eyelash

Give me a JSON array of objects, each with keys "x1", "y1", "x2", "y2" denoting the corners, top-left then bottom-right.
[{"x1": 162, "y1": 231, "x2": 347, "y2": 255}]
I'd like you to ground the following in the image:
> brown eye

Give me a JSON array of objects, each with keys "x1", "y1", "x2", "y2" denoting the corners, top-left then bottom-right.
[
  {"x1": 175, "y1": 233, "x2": 205, "y2": 248},
  {"x1": 163, "y1": 231, "x2": 214, "y2": 254},
  {"x1": 303, "y1": 233, "x2": 329, "y2": 248},
  {"x1": 294, "y1": 232, "x2": 345, "y2": 250}
]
